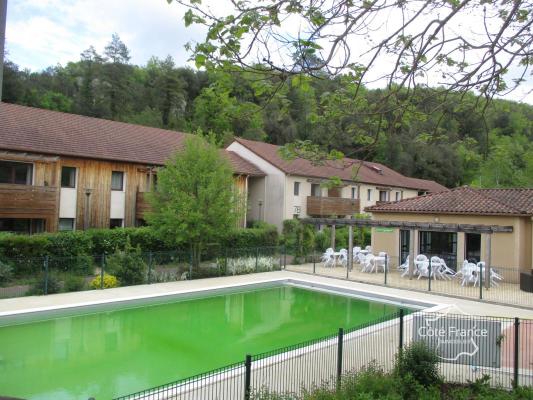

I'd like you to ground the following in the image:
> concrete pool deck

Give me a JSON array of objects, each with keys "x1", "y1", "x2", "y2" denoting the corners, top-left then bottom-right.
[{"x1": 0, "y1": 270, "x2": 531, "y2": 319}]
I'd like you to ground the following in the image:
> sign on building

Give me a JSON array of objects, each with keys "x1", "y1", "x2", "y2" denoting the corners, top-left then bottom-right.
[{"x1": 413, "y1": 314, "x2": 501, "y2": 368}]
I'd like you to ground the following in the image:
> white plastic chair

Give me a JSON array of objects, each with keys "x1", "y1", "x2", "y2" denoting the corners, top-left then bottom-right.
[
  {"x1": 459, "y1": 260, "x2": 477, "y2": 286},
  {"x1": 476, "y1": 261, "x2": 504, "y2": 287},
  {"x1": 437, "y1": 257, "x2": 455, "y2": 280},
  {"x1": 365, "y1": 245, "x2": 372, "y2": 253},
  {"x1": 399, "y1": 255, "x2": 410, "y2": 277},
  {"x1": 374, "y1": 254, "x2": 387, "y2": 273},
  {"x1": 362, "y1": 254, "x2": 375, "y2": 273},
  {"x1": 353, "y1": 247, "x2": 361, "y2": 260},
  {"x1": 339, "y1": 249, "x2": 348, "y2": 267},
  {"x1": 321, "y1": 248, "x2": 335, "y2": 268},
  {"x1": 430, "y1": 256, "x2": 444, "y2": 279},
  {"x1": 415, "y1": 254, "x2": 429, "y2": 279}
]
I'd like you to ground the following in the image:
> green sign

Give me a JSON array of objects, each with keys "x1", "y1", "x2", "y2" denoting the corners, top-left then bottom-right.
[{"x1": 376, "y1": 227, "x2": 394, "y2": 232}]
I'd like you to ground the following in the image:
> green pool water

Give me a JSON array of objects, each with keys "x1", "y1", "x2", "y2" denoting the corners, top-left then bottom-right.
[{"x1": 0, "y1": 285, "x2": 406, "y2": 399}]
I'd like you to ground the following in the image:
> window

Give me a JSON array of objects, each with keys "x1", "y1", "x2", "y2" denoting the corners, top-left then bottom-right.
[
  {"x1": 61, "y1": 167, "x2": 76, "y2": 188},
  {"x1": 351, "y1": 187, "x2": 357, "y2": 199},
  {"x1": 0, "y1": 161, "x2": 33, "y2": 185},
  {"x1": 311, "y1": 183, "x2": 321, "y2": 197},
  {"x1": 110, "y1": 219, "x2": 123, "y2": 229},
  {"x1": 379, "y1": 190, "x2": 389, "y2": 202},
  {"x1": 367, "y1": 189, "x2": 372, "y2": 201},
  {"x1": 395, "y1": 191, "x2": 401, "y2": 201},
  {"x1": 111, "y1": 171, "x2": 124, "y2": 191},
  {"x1": 0, "y1": 218, "x2": 44, "y2": 234},
  {"x1": 58, "y1": 218, "x2": 75, "y2": 231},
  {"x1": 293, "y1": 181, "x2": 300, "y2": 196}
]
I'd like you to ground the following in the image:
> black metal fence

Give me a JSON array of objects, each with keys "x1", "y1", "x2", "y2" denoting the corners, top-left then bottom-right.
[
  {"x1": 0, "y1": 246, "x2": 285, "y2": 299},
  {"x1": 112, "y1": 311, "x2": 533, "y2": 399},
  {"x1": 286, "y1": 253, "x2": 533, "y2": 309}
]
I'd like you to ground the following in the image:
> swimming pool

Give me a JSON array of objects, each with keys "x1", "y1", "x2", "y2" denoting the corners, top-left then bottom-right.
[{"x1": 0, "y1": 282, "x2": 418, "y2": 399}]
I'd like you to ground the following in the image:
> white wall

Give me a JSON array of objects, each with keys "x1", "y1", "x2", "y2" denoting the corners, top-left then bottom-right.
[
  {"x1": 247, "y1": 176, "x2": 266, "y2": 223},
  {"x1": 59, "y1": 188, "x2": 77, "y2": 219},
  {"x1": 227, "y1": 142, "x2": 286, "y2": 231},
  {"x1": 110, "y1": 174, "x2": 126, "y2": 221}
]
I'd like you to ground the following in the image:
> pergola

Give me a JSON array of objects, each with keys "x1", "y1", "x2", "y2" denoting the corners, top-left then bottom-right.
[{"x1": 300, "y1": 217, "x2": 514, "y2": 288}]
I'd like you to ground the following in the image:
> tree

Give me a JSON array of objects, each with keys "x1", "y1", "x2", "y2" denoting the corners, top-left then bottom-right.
[
  {"x1": 144, "y1": 56, "x2": 187, "y2": 127},
  {"x1": 175, "y1": 0, "x2": 533, "y2": 162},
  {"x1": 102, "y1": 34, "x2": 133, "y2": 119},
  {"x1": 146, "y1": 136, "x2": 242, "y2": 267}
]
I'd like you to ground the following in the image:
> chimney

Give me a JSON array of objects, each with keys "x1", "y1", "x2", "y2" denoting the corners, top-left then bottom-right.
[{"x1": 0, "y1": 0, "x2": 7, "y2": 101}]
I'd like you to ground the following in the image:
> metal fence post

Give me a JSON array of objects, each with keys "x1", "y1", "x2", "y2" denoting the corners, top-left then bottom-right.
[
  {"x1": 148, "y1": 251, "x2": 153, "y2": 284},
  {"x1": 336, "y1": 328, "x2": 344, "y2": 389},
  {"x1": 255, "y1": 247, "x2": 259, "y2": 272},
  {"x1": 283, "y1": 245, "x2": 286, "y2": 269},
  {"x1": 479, "y1": 263, "x2": 483, "y2": 300},
  {"x1": 100, "y1": 254, "x2": 105, "y2": 290},
  {"x1": 399, "y1": 309, "x2": 404, "y2": 352},
  {"x1": 428, "y1": 259, "x2": 432, "y2": 292},
  {"x1": 313, "y1": 246, "x2": 316, "y2": 274},
  {"x1": 189, "y1": 251, "x2": 193, "y2": 280},
  {"x1": 43, "y1": 255, "x2": 49, "y2": 295},
  {"x1": 225, "y1": 247, "x2": 229, "y2": 274},
  {"x1": 244, "y1": 354, "x2": 252, "y2": 400},
  {"x1": 384, "y1": 254, "x2": 388, "y2": 285},
  {"x1": 514, "y1": 317, "x2": 520, "y2": 389}
]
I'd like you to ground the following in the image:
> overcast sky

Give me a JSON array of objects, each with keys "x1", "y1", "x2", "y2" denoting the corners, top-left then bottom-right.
[{"x1": 5, "y1": 0, "x2": 532, "y2": 104}]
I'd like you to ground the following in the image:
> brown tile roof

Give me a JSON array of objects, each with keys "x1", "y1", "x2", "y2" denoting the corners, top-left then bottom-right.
[
  {"x1": 0, "y1": 102, "x2": 261, "y2": 176},
  {"x1": 224, "y1": 151, "x2": 264, "y2": 176},
  {"x1": 233, "y1": 137, "x2": 447, "y2": 192},
  {"x1": 365, "y1": 186, "x2": 533, "y2": 216}
]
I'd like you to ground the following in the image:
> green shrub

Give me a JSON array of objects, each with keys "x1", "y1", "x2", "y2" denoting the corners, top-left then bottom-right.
[
  {"x1": 224, "y1": 225, "x2": 279, "y2": 249},
  {"x1": 87, "y1": 227, "x2": 172, "y2": 255},
  {"x1": 90, "y1": 273, "x2": 119, "y2": 289},
  {"x1": 338, "y1": 362, "x2": 401, "y2": 399},
  {"x1": 394, "y1": 341, "x2": 442, "y2": 389},
  {"x1": 106, "y1": 239, "x2": 147, "y2": 285},
  {"x1": 63, "y1": 275, "x2": 86, "y2": 292},
  {"x1": 0, "y1": 260, "x2": 13, "y2": 285},
  {"x1": 44, "y1": 231, "x2": 92, "y2": 257},
  {"x1": 281, "y1": 219, "x2": 315, "y2": 257},
  {"x1": 28, "y1": 272, "x2": 61, "y2": 295},
  {"x1": 0, "y1": 233, "x2": 48, "y2": 276}
]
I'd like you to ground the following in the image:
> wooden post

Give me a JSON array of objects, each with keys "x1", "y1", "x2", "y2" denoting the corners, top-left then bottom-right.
[
  {"x1": 408, "y1": 229, "x2": 416, "y2": 279},
  {"x1": 331, "y1": 224, "x2": 336, "y2": 250}
]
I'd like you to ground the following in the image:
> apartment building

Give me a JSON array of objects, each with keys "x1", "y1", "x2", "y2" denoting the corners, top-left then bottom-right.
[
  {"x1": 0, "y1": 103, "x2": 263, "y2": 233},
  {"x1": 227, "y1": 138, "x2": 447, "y2": 231}
]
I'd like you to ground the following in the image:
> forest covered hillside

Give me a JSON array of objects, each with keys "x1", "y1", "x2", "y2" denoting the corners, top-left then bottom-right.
[{"x1": 3, "y1": 35, "x2": 533, "y2": 189}]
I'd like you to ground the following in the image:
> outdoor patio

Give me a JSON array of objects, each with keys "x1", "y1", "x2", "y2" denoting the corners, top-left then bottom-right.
[{"x1": 286, "y1": 262, "x2": 533, "y2": 309}]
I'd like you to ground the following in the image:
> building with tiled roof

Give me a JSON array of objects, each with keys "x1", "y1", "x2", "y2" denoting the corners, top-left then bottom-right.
[
  {"x1": 366, "y1": 186, "x2": 533, "y2": 274},
  {"x1": 227, "y1": 137, "x2": 447, "y2": 230},
  {"x1": 0, "y1": 103, "x2": 263, "y2": 233}
]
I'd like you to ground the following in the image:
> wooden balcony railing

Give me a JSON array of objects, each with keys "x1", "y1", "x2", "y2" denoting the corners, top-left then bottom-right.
[
  {"x1": 306, "y1": 196, "x2": 360, "y2": 217},
  {"x1": 0, "y1": 184, "x2": 58, "y2": 219},
  {"x1": 136, "y1": 191, "x2": 152, "y2": 220}
]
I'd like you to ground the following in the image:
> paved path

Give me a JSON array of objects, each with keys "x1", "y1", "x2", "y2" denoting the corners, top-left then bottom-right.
[{"x1": 1, "y1": 270, "x2": 531, "y2": 319}]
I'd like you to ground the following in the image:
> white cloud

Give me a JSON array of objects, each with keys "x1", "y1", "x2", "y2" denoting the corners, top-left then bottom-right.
[{"x1": 5, "y1": 0, "x2": 205, "y2": 70}]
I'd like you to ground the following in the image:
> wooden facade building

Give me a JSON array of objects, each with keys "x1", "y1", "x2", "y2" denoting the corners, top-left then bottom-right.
[{"x1": 0, "y1": 103, "x2": 263, "y2": 233}]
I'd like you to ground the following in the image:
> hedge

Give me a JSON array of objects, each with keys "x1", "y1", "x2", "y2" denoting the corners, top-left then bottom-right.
[{"x1": 0, "y1": 225, "x2": 279, "y2": 276}]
